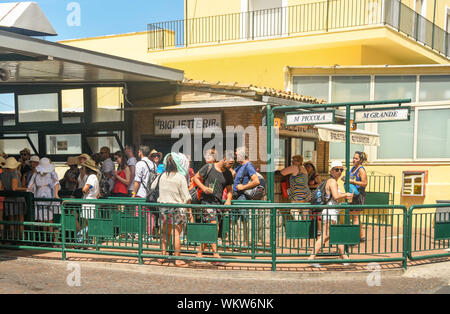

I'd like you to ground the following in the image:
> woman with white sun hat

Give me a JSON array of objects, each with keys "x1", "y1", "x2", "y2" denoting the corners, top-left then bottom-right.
[{"x1": 28, "y1": 157, "x2": 60, "y2": 222}]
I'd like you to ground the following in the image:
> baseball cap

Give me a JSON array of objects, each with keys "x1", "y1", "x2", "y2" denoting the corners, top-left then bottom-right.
[{"x1": 330, "y1": 160, "x2": 343, "y2": 170}]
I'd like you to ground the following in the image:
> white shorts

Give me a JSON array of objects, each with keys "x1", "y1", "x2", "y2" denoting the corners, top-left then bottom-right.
[
  {"x1": 81, "y1": 204, "x2": 96, "y2": 219},
  {"x1": 321, "y1": 208, "x2": 339, "y2": 223}
]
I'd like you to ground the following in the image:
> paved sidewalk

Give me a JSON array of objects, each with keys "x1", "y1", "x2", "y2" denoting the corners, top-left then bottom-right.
[{"x1": 0, "y1": 250, "x2": 449, "y2": 294}]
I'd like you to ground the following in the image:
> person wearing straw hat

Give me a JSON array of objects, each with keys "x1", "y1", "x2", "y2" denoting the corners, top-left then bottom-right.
[
  {"x1": 150, "y1": 149, "x2": 164, "y2": 174},
  {"x1": 59, "y1": 157, "x2": 80, "y2": 198},
  {"x1": 76, "y1": 159, "x2": 100, "y2": 245},
  {"x1": 22, "y1": 155, "x2": 39, "y2": 189},
  {"x1": 75, "y1": 153, "x2": 92, "y2": 198},
  {"x1": 0, "y1": 157, "x2": 28, "y2": 240},
  {"x1": 27, "y1": 158, "x2": 60, "y2": 244}
]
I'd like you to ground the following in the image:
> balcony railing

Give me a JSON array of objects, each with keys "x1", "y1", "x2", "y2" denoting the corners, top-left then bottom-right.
[{"x1": 147, "y1": 0, "x2": 449, "y2": 58}]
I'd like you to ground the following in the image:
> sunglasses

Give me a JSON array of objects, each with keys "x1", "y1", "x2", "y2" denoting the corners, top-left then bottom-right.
[{"x1": 332, "y1": 168, "x2": 344, "y2": 172}]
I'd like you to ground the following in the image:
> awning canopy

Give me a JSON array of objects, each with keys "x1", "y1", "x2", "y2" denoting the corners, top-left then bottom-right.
[
  {"x1": 0, "y1": 29, "x2": 184, "y2": 83},
  {"x1": 0, "y1": 2, "x2": 57, "y2": 37},
  {"x1": 315, "y1": 124, "x2": 380, "y2": 146}
]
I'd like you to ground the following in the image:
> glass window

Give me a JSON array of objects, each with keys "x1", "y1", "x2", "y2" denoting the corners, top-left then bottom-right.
[
  {"x1": 275, "y1": 137, "x2": 286, "y2": 171},
  {"x1": 419, "y1": 75, "x2": 450, "y2": 102},
  {"x1": 293, "y1": 76, "x2": 329, "y2": 102},
  {"x1": 0, "y1": 138, "x2": 37, "y2": 156},
  {"x1": 62, "y1": 89, "x2": 84, "y2": 124},
  {"x1": 402, "y1": 172, "x2": 425, "y2": 196},
  {"x1": 302, "y1": 140, "x2": 316, "y2": 163},
  {"x1": 374, "y1": 76, "x2": 416, "y2": 102},
  {"x1": 46, "y1": 134, "x2": 82, "y2": 155},
  {"x1": 291, "y1": 138, "x2": 302, "y2": 156},
  {"x1": 0, "y1": 93, "x2": 15, "y2": 113},
  {"x1": 329, "y1": 142, "x2": 364, "y2": 160},
  {"x1": 332, "y1": 76, "x2": 370, "y2": 103},
  {"x1": 91, "y1": 87, "x2": 124, "y2": 123},
  {"x1": 85, "y1": 133, "x2": 123, "y2": 156},
  {"x1": 417, "y1": 108, "x2": 450, "y2": 159},
  {"x1": 0, "y1": 93, "x2": 15, "y2": 126},
  {"x1": 4, "y1": 133, "x2": 39, "y2": 154},
  {"x1": 377, "y1": 111, "x2": 415, "y2": 159},
  {"x1": 18, "y1": 93, "x2": 59, "y2": 123}
]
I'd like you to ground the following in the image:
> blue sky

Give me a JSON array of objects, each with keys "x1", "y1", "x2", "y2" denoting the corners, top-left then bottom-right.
[{"x1": 1, "y1": 0, "x2": 185, "y2": 41}]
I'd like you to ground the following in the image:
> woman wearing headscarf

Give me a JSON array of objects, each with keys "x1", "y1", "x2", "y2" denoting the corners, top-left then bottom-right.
[{"x1": 151, "y1": 152, "x2": 191, "y2": 267}]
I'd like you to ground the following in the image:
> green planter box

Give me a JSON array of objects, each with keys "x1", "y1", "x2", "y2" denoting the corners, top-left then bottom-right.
[
  {"x1": 435, "y1": 222, "x2": 450, "y2": 240},
  {"x1": 187, "y1": 223, "x2": 218, "y2": 244},
  {"x1": 329, "y1": 224, "x2": 360, "y2": 245},
  {"x1": 87, "y1": 219, "x2": 114, "y2": 237},
  {"x1": 285, "y1": 220, "x2": 316, "y2": 239}
]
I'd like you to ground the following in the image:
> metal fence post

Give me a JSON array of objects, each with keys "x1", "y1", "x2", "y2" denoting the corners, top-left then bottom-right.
[
  {"x1": 270, "y1": 207, "x2": 277, "y2": 271},
  {"x1": 61, "y1": 202, "x2": 66, "y2": 261},
  {"x1": 139, "y1": 205, "x2": 143, "y2": 265}
]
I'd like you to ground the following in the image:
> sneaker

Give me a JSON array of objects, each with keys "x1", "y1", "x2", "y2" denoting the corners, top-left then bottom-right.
[
  {"x1": 311, "y1": 263, "x2": 322, "y2": 268},
  {"x1": 343, "y1": 263, "x2": 350, "y2": 266}
]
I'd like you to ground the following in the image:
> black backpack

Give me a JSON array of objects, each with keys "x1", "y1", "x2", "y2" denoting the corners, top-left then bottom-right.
[
  {"x1": 99, "y1": 173, "x2": 111, "y2": 199},
  {"x1": 311, "y1": 177, "x2": 331, "y2": 205},
  {"x1": 140, "y1": 160, "x2": 158, "y2": 197}
]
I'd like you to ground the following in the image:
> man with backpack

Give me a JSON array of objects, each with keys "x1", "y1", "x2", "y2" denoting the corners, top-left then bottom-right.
[
  {"x1": 131, "y1": 145, "x2": 158, "y2": 239},
  {"x1": 232, "y1": 147, "x2": 264, "y2": 248}
]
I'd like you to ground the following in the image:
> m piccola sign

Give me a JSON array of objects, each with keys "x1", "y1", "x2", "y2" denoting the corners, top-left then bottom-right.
[
  {"x1": 285, "y1": 110, "x2": 335, "y2": 126},
  {"x1": 354, "y1": 107, "x2": 411, "y2": 123}
]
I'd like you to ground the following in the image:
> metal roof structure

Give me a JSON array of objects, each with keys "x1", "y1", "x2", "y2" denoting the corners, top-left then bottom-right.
[
  {"x1": 0, "y1": 2, "x2": 57, "y2": 37},
  {"x1": 0, "y1": 29, "x2": 184, "y2": 83}
]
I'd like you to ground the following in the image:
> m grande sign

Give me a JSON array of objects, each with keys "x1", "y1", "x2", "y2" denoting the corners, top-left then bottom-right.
[
  {"x1": 285, "y1": 110, "x2": 335, "y2": 126},
  {"x1": 354, "y1": 107, "x2": 411, "y2": 123}
]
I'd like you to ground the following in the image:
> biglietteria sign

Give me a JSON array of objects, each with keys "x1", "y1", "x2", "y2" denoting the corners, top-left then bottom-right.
[
  {"x1": 354, "y1": 107, "x2": 411, "y2": 123},
  {"x1": 285, "y1": 110, "x2": 335, "y2": 126}
]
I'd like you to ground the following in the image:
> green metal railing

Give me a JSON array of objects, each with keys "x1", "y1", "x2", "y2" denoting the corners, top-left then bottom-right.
[
  {"x1": 148, "y1": 0, "x2": 449, "y2": 58},
  {"x1": 1, "y1": 195, "x2": 448, "y2": 271},
  {"x1": 408, "y1": 204, "x2": 450, "y2": 261}
]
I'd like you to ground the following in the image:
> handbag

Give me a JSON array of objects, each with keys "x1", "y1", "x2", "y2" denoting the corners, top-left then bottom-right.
[
  {"x1": 189, "y1": 164, "x2": 213, "y2": 204},
  {"x1": 281, "y1": 179, "x2": 290, "y2": 199},
  {"x1": 236, "y1": 163, "x2": 265, "y2": 200}
]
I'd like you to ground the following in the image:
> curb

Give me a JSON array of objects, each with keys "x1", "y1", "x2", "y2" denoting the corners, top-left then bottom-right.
[{"x1": 0, "y1": 254, "x2": 407, "y2": 282}]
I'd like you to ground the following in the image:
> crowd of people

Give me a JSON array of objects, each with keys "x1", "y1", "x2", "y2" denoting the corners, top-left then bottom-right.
[{"x1": 0, "y1": 145, "x2": 367, "y2": 267}]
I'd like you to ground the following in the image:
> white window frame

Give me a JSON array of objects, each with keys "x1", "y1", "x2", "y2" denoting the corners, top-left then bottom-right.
[
  {"x1": 401, "y1": 171, "x2": 426, "y2": 197},
  {"x1": 291, "y1": 73, "x2": 450, "y2": 163}
]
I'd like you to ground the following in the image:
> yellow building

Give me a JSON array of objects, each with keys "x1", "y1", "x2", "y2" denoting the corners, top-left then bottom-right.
[{"x1": 61, "y1": 0, "x2": 450, "y2": 206}]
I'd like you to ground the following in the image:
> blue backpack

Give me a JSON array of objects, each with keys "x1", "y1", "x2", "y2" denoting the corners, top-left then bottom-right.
[{"x1": 311, "y1": 178, "x2": 330, "y2": 205}]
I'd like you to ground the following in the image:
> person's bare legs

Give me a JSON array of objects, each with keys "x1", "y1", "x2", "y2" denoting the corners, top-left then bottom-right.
[
  {"x1": 159, "y1": 220, "x2": 170, "y2": 263},
  {"x1": 173, "y1": 224, "x2": 186, "y2": 266},
  {"x1": 350, "y1": 211, "x2": 364, "y2": 240}
]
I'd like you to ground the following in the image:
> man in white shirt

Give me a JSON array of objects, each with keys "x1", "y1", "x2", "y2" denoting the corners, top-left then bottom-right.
[
  {"x1": 125, "y1": 144, "x2": 137, "y2": 197},
  {"x1": 131, "y1": 145, "x2": 156, "y2": 199},
  {"x1": 131, "y1": 145, "x2": 157, "y2": 238}
]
